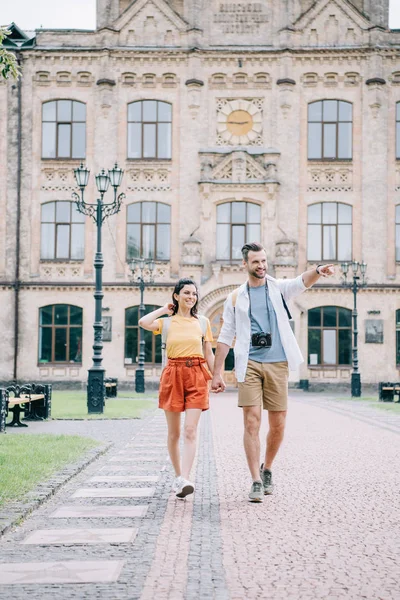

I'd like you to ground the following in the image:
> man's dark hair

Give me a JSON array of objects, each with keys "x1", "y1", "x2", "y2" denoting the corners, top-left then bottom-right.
[
  {"x1": 241, "y1": 242, "x2": 265, "y2": 262},
  {"x1": 171, "y1": 278, "x2": 199, "y2": 317}
]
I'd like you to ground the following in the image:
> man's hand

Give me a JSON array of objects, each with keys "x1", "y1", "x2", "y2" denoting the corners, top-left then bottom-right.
[
  {"x1": 318, "y1": 264, "x2": 335, "y2": 277},
  {"x1": 211, "y1": 374, "x2": 226, "y2": 394}
]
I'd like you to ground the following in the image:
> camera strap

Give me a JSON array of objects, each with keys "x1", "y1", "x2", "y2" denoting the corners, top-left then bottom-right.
[{"x1": 247, "y1": 281, "x2": 272, "y2": 326}]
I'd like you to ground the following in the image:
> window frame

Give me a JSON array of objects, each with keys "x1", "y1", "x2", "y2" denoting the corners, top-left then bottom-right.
[
  {"x1": 396, "y1": 205, "x2": 400, "y2": 263},
  {"x1": 126, "y1": 201, "x2": 171, "y2": 261},
  {"x1": 307, "y1": 202, "x2": 352, "y2": 263},
  {"x1": 38, "y1": 304, "x2": 83, "y2": 365},
  {"x1": 308, "y1": 99, "x2": 353, "y2": 161},
  {"x1": 41, "y1": 99, "x2": 86, "y2": 160},
  {"x1": 396, "y1": 102, "x2": 400, "y2": 160},
  {"x1": 216, "y1": 201, "x2": 261, "y2": 262},
  {"x1": 307, "y1": 306, "x2": 352, "y2": 367},
  {"x1": 40, "y1": 201, "x2": 85, "y2": 261},
  {"x1": 125, "y1": 305, "x2": 162, "y2": 365},
  {"x1": 127, "y1": 100, "x2": 172, "y2": 160},
  {"x1": 396, "y1": 309, "x2": 400, "y2": 366}
]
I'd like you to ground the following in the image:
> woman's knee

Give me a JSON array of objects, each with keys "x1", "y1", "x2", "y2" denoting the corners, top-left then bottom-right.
[
  {"x1": 168, "y1": 429, "x2": 180, "y2": 444},
  {"x1": 184, "y1": 424, "x2": 197, "y2": 443}
]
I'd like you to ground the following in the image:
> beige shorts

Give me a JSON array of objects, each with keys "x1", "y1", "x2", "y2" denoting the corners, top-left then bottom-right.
[{"x1": 238, "y1": 360, "x2": 289, "y2": 411}]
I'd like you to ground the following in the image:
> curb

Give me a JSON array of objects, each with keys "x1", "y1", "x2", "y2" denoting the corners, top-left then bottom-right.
[{"x1": 0, "y1": 442, "x2": 112, "y2": 537}]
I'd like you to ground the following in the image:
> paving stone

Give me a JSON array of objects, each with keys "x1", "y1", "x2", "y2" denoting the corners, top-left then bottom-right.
[
  {"x1": 90, "y1": 476, "x2": 159, "y2": 483},
  {"x1": 21, "y1": 528, "x2": 138, "y2": 545},
  {"x1": 0, "y1": 560, "x2": 125, "y2": 584},
  {"x1": 72, "y1": 487, "x2": 155, "y2": 498},
  {"x1": 50, "y1": 505, "x2": 148, "y2": 519},
  {"x1": 109, "y1": 456, "x2": 166, "y2": 462}
]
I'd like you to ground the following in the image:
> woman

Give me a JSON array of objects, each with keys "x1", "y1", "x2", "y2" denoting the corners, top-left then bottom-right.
[{"x1": 139, "y1": 278, "x2": 214, "y2": 499}]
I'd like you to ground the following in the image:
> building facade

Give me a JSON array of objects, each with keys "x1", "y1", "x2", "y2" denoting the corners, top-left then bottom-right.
[{"x1": 1, "y1": 0, "x2": 400, "y2": 386}]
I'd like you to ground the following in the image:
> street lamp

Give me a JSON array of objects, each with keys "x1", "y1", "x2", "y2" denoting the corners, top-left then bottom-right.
[
  {"x1": 130, "y1": 258, "x2": 156, "y2": 393},
  {"x1": 340, "y1": 260, "x2": 367, "y2": 397},
  {"x1": 72, "y1": 162, "x2": 125, "y2": 413}
]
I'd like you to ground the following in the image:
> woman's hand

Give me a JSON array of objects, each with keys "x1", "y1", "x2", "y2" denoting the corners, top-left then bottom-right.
[{"x1": 162, "y1": 302, "x2": 175, "y2": 316}]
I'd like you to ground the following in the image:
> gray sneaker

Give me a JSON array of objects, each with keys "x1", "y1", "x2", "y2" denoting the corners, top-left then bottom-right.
[
  {"x1": 248, "y1": 480, "x2": 264, "y2": 503},
  {"x1": 260, "y1": 464, "x2": 274, "y2": 495}
]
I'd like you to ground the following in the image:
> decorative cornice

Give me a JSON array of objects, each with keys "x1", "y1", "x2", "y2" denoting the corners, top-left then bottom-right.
[
  {"x1": 185, "y1": 78, "x2": 204, "y2": 86},
  {"x1": 96, "y1": 78, "x2": 116, "y2": 86}
]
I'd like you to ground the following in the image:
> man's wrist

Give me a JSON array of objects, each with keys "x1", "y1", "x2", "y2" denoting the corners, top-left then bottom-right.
[{"x1": 315, "y1": 264, "x2": 324, "y2": 276}]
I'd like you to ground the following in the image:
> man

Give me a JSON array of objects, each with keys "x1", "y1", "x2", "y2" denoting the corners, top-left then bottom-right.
[{"x1": 211, "y1": 242, "x2": 334, "y2": 502}]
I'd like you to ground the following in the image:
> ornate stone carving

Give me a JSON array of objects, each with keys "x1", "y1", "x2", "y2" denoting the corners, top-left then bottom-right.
[
  {"x1": 200, "y1": 150, "x2": 278, "y2": 185},
  {"x1": 39, "y1": 264, "x2": 84, "y2": 279},
  {"x1": 274, "y1": 239, "x2": 297, "y2": 267},
  {"x1": 127, "y1": 166, "x2": 171, "y2": 191},
  {"x1": 307, "y1": 164, "x2": 353, "y2": 192},
  {"x1": 181, "y1": 237, "x2": 203, "y2": 266}
]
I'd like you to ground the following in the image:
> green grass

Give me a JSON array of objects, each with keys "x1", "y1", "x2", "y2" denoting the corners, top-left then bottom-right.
[
  {"x1": 50, "y1": 390, "x2": 157, "y2": 420},
  {"x1": 334, "y1": 396, "x2": 400, "y2": 414},
  {"x1": 0, "y1": 434, "x2": 100, "y2": 507}
]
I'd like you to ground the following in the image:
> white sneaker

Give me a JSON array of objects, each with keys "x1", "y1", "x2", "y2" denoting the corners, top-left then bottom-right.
[
  {"x1": 175, "y1": 477, "x2": 195, "y2": 499},
  {"x1": 172, "y1": 476, "x2": 182, "y2": 492}
]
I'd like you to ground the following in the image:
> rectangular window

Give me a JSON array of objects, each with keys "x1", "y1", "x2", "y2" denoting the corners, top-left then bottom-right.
[
  {"x1": 41, "y1": 223, "x2": 55, "y2": 259},
  {"x1": 55, "y1": 328, "x2": 67, "y2": 361},
  {"x1": 323, "y1": 123, "x2": 337, "y2": 159},
  {"x1": 57, "y1": 123, "x2": 71, "y2": 158},
  {"x1": 72, "y1": 123, "x2": 86, "y2": 159},
  {"x1": 127, "y1": 224, "x2": 141, "y2": 259},
  {"x1": 307, "y1": 224, "x2": 322, "y2": 261},
  {"x1": 128, "y1": 123, "x2": 142, "y2": 159},
  {"x1": 308, "y1": 123, "x2": 322, "y2": 159},
  {"x1": 142, "y1": 224, "x2": 155, "y2": 258},
  {"x1": 56, "y1": 224, "x2": 70, "y2": 259},
  {"x1": 71, "y1": 224, "x2": 85, "y2": 260},
  {"x1": 337, "y1": 224, "x2": 352, "y2": 261},
  {"x1": 42, "y1": 123, "x2": 56, "y2": 158},
  {"x1": 338, "y1": 122, "x2": 352, "y2": 159},
  {"x1": 157, "y1": 224, "x2": 170, "y2": 260},
  {"x1": 157, "y1": 123, "x2": 172, "y2": 159},
  {"x1": 39, "y1": 327, "x2": 52, "y2": 362},
  {"x1": 143, "y1": 124, "x2": 156, "y2": 158},
  {"x1": 216, "y1": 224, "x2": 230, "y2": 260},
  {"x1": 323, "y1": 225, "x2": 336, "y2": 260},
  {"x1": 322, "y1": 329, "x2": 336, "y2": 364},
  {"x1": 232, "y1": 225, "x2": 245, "y2": 260}
]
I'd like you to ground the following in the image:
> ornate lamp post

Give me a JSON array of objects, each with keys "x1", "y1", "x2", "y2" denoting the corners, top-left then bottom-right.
[
  {"x1": 72, "y1": 163, "x2": 125, "y2": 413},
  {"x1": 130, "y1": 258, "x2": 156, "y2": 393},
  {"x1": 340, "y1": 260, "x2": 367, "y2": 398}
]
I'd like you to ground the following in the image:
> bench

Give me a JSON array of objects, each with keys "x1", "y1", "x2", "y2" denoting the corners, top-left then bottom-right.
[
  {"x1": 104, "y1": 377, "x2": 118, "y2": 398},
  {"x1": 0, "y1": 383, "x2": 52, "y2": 432},
  {"x1": 378, "y1": 382, "x2": 400, "y2": 402}
]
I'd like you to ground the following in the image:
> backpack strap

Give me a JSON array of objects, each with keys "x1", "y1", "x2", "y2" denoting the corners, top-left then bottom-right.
[
  {"x1": 198, "y1": 315, "x2": 208, "y2": 338},
  {"x1": 161, "y1": 317, "x2": 172, "y2": 370}
]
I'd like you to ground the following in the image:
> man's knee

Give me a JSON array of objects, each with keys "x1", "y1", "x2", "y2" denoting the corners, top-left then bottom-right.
[
  {"x1": 244, "y1": 410, "x2": 261, "y2": 436},
  {"x1": 268, "y1": 412, "x2": 286, "y2": 436}
]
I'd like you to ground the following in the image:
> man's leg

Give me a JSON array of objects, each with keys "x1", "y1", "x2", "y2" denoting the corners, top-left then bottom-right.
[
  {"x1": 243, "y1": 405, "x2": 262, "y2": 481},
  {"x1": 263, "y1": 410, "x2": 287, "y2": 470}
]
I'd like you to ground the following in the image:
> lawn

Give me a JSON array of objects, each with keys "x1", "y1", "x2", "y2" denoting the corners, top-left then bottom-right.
[
  {"x1": 50, "y1": 390, "x2": 158, "y2": 419},
  {"x1": 334, "y1": 396, "x2": 400, "y2": 414},
  {"x1": 0, "y1": 434, "x2": 100, "y2": 507}
]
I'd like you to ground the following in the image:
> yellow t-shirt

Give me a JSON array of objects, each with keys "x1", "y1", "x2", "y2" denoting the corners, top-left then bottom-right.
[{"x1": 154, "y1": 315, "x2": 213, "y2": 358}]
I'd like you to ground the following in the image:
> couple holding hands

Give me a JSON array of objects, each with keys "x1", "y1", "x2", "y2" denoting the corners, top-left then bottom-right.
[{"x1": 139, "y1": 242, "x2": 334, "y2": 503}]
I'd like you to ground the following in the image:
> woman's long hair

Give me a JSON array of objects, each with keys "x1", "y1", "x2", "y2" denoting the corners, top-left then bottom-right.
[{"x1": 171, "y1": 278, "x2": 199, "y2": 318}]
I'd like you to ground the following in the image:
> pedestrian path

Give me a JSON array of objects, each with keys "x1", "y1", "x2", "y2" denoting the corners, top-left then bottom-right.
[{"x1": 0, "y1": 394, "x2": 400, "y2": 599}]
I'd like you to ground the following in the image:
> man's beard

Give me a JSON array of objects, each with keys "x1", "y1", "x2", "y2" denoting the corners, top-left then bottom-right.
[{"x1": 249, "y1": 268, "x2": 266, "y2": 279}]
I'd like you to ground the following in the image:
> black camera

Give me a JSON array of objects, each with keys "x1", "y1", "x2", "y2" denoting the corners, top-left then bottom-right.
[{"x1": 251, "y1": 332, "x2": 272, "y2": 348}]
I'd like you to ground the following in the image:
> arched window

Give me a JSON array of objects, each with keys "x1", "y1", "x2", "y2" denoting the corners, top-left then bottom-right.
[
  {"x1": 308, "y1": 306, "x2": 351, "y2": 366},
  {"x1": 127, "y1": 100, "x2": 172, "y2": 159},
  {"x1": 42, "y1": 100, "x2": 86, "y2": 159},
  {"x1": 41, "y1": 201, "x2": 85, "y2": 260},
  {"x1": 307, "y1": 202, "x2": 352, "y2": 262},
  {"x1": 39, "y1": 304, "x2": 82, "y2": 363},
  {"x1": 125, "y1": 305, "x2": 162, "y2": 364},
  {"x1": 396, "y1": 103, "x2": 400, "y2": 159},
  {"x1": 308, "y1": 100, "x2": 352, "y2": 160},
  {"x1": 216, "y1": 201, "x2": 261, "y2": 260},
  {"x1": 396, "y1": 310, "x2": 400, "y2": 365},
  {"x1": 127, "y1": 201, "x2": 171, "y2": 260}
]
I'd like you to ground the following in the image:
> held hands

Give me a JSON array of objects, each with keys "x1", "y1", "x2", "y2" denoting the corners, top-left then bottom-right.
[
  {"x1": 211, "y1": 373, "x2": 226, "y2": 394},
  {"x1": 317, "y1": 264, "x2": 335, "y2": 278}
]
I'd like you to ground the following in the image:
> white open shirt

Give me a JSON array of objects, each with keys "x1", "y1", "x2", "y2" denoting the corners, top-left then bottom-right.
[{"x1": 218, "y1": 274, "x2": 307, "y2": 382}]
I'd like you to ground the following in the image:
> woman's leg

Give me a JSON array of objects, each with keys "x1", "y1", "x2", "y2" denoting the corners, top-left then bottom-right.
[
  {"x1": 164, "y1": 410, "x2": 182, "y2": 476},
  {"x1": 181, "y1": 408, "x2": 202, "y2": 480}
]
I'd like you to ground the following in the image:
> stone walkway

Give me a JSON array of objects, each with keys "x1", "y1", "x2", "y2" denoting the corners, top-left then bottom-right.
[{"x1": 1, "y1": 392, "x2": 400, "y2": 599}]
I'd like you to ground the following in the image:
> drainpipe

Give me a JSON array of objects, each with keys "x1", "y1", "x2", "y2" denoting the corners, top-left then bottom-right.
[{"x1": 13, "y1": 51, "x2": 22, "y2": 382}]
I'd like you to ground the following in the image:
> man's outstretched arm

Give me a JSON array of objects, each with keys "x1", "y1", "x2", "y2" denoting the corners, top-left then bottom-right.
[{"x1": 302, "y1": 264, "x2": 335, "y2": 288}]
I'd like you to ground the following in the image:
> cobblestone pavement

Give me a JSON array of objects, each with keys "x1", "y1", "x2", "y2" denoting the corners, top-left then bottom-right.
[{"x1": 1, "y1": 393, "x2": 400, "y2": 599}]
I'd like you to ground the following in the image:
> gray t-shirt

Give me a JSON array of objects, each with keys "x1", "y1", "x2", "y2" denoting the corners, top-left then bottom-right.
[{"x1": 248, "y1": 285, "x2": 287, "y2": 363}]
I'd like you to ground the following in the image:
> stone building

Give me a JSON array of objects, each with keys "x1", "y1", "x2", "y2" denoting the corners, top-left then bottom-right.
[{"x1": 1, "y1": 0, "x2": 400, "y2": 387}]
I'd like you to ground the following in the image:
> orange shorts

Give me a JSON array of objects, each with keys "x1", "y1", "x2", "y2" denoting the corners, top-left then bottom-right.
[{"x1": 159, "y1": 357, "x2": 211, "y2": 412}]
